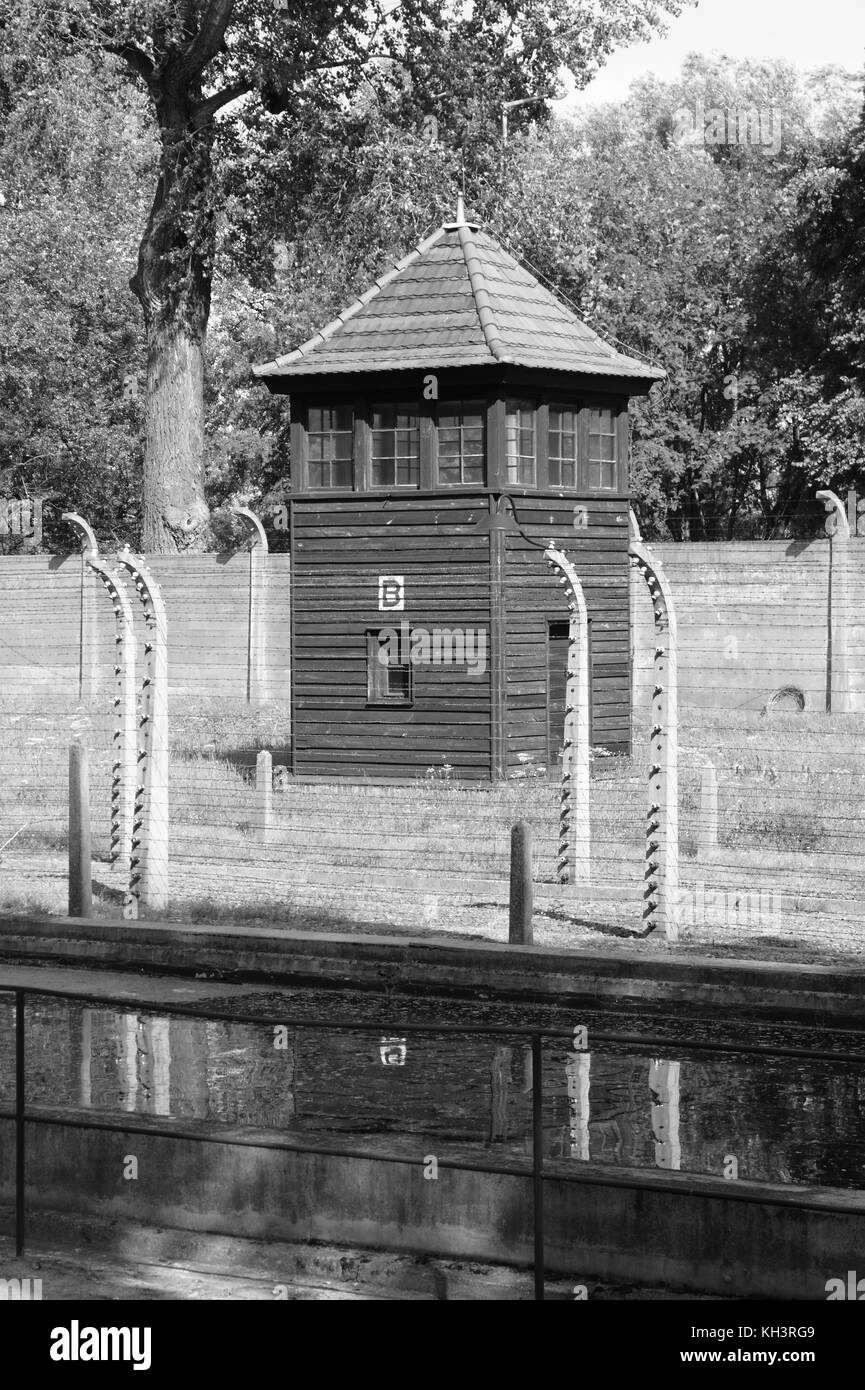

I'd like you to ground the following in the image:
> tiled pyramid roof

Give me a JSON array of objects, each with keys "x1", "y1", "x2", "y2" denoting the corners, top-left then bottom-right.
[{"x1": 253, "y1": 208, "x2": 664, "y2": 383}]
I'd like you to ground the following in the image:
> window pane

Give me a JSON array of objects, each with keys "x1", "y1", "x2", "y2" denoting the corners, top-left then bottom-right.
[
  {"x1": 332, "y1": 459, "x2": 352, "y2": 488},
  {"x1": 506, "y1": 399, "x2": 536, "y2": 487},
  {"x1": 387, "y1": 666, "x2": 411, "y2": 699},
  {"x1": 371, "y1": 403, "x2": 419, "y2": 488},
  {"x1": 437, "y1": 400, "x2": 486, "y2": 486}
]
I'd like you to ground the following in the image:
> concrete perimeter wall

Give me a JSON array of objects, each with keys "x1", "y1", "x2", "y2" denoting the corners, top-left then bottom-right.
[
  {"x1": 2, "y1": 540, "x2": 864, "y2": 718},
  {"x1": 0, "y1": 553, "x2": 291, "y2": 705},
  {"x1": 632, "y1": 539, "x2": 865, "y2": 713}
]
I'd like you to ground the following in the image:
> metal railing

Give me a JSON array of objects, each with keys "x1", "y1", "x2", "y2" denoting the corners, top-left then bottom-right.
[{"x1": 2, "y1": 982, "x2": 865, "y2": 1300}]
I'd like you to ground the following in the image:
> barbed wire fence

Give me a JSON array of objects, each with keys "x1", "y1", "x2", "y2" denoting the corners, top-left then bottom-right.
[{"x1": 1, "y1": 496, "x2": 864, "y2": 964}]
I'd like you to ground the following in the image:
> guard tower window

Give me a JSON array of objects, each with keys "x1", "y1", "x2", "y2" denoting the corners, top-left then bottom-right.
[
  {"x1": 548, "y1": 405, "x2": 578, "y2": 488},
  {"x1": 307, "y1": 405, "x2": 354, "y2": 488},
  {"x1": 437, "y1": 401, "x2": 486, "y2": 485},
  {"x1": 587, "y1": 406, "x2": 618, "y2": 490},
  {"x1": 367, "y1": 629, "x2": 413, "y2": 705},
  {"x1": 506, "y1": 399, "x2": 537, "y2": 486},
  {"x1": 371, "y1": 404, "x2": 420, "y2": 487}
]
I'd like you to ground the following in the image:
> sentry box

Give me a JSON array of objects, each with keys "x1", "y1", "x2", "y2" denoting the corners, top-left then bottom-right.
[{"x1": 254, "y1": 201, "x2": 664, "y2": 781}]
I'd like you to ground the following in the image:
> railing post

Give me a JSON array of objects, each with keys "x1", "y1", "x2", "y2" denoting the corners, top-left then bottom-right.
[
  {"x1": 15, "y1": 988, "x2": 25, "y2": 1257},
  {"x1": 509, "y1": 821, "x2": 533, "y2": 944},
  {"x1": 68, "y1": 742, "x2": 93, "y2": 917},
  {"x1": 531, "y1": 1031, "x2": 545, "y2": 1301}
]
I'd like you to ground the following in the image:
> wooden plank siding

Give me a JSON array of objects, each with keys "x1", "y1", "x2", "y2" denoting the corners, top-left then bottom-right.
[
  {"x1": 290, "y1": 496, "x2": 493, "y2": 779},
  {"x1": 291, "y1": 491, "x2": 631, "y2": 780},
  {"x1": 503, "y1": 494, "x2": 631, "y2": 768}
]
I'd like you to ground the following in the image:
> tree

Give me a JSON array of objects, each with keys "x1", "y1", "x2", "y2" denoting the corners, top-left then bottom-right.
[
  {"x1": 0, "y1": 39, "x2": 153, "y2": 548},
  {"x1": 2, "y1": 0, "x2": 691, "y2": 550}
]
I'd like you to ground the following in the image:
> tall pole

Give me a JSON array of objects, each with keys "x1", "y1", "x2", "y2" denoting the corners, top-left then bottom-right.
[
  {"x1": 68, "y1": 741, "x2": 92, "y2": 918},
  {"x1": 544, "y1": 544, "x2": 590, "y2": 884},
  {"x1": 630, "y1": 522, "x2": 680, "y2": 942}
]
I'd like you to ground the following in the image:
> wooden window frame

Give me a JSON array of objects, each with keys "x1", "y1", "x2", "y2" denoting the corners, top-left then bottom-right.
[
  {"x1": 366, "y1": 627, "x2": 414, "y2": 707},
  {"x1": 369, "y1": 401, "x2": 422, "y2": 490},
  {"x1": 547, "y1": 401, "x2": 580, "y2": 490},
  {"x1": 504, "y1": 397, "x2": 539, "y2": 489},
  {"x1": 580, "y1": 399, "x2": 626, "y2": 495},
  {"x1": 434, "y1": 398, "x2": 488, "y2": 488},
  {"x1": 298, "y1": 401, "x2": 358, "y2": 493}
]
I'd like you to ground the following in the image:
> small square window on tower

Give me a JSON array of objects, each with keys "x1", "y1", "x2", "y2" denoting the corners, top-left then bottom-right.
[{"x1": 367, "y1": 629, "x2": 413, "y2": 705}]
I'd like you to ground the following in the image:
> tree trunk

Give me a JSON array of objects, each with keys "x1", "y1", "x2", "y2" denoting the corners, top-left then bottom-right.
[
  {"x1": 131, "y1": 98, "x2": 214, "y2": 553},
  {"x1": 142, "y1": 319, "x2": 209, "y2": 551}
]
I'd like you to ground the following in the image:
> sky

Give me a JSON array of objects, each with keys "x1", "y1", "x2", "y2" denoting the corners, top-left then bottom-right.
[{"x1": 561, "y1": 0, "x2": 864, "y2": 109}]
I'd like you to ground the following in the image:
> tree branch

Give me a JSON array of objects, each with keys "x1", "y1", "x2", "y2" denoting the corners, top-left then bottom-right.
[
  {"x1": 191, "y1": 82, "x2": 253, "y2": 128},
  {"x1": 178, "y1": 0, "x2": 237, "y2": 80},
  {"x1": 101, "y1": 41, "x2": 154, "y2": 85}
]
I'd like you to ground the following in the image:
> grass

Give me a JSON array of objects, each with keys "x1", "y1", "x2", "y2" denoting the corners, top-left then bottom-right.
[{"x1": 3, "y1": 694, "x2": 865, "y2": 958}]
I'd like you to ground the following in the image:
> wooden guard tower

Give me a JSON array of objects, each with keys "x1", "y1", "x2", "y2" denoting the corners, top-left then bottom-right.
[{"x1": 254, "y1": 200, "x2": 664, "y2": 781}]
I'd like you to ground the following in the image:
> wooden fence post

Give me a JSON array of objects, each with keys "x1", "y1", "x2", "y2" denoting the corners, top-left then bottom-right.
[
  {"x1": 255, "y1": 749, "x2": 273, "y2": 843},
  {"x1": 68, "y1": 742, "x2": 92, "y2": 918},
  {"x1": 509, "y1": 821, "x2": 533, "y2": 944}
]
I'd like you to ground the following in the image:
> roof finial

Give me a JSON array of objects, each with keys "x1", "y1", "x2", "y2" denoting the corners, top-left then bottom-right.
[{"x1": 456, "y1": 193, "x2": 466, "y2": 225}]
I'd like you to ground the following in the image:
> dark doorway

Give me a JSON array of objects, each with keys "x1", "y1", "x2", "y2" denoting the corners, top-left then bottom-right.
[{"x1": 547, "y1": 618, "x2": 592, "y2": 772}]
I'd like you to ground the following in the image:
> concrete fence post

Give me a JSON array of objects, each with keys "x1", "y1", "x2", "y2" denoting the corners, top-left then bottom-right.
[
  {"x1": 630, "y1": 521, "x2": 680, "y2": 943},
  {"x1": 117, "y1": 550, "x2": 169, "y2": 916},
  {"x1": 544, "y1": 544, "x2": 590, "y2": 885},
  {"x1": 255, "y1": 749, "x2": 273, "y2": 843},
  {"x1": 68, "y1": 741, "x2": 92, "y2": 918},
  {"x1": 817, "y1": 489, "x2": 851, "y2": 714},
  {"x1": 233, "y1": 508, "x2": 269, "y2": 706},
  {"x1": 508, "y1": 821, "x2": 533, "y2": 944},
  {"x1": 698, "y1": 762, "x2": 718, "y2": 859}
]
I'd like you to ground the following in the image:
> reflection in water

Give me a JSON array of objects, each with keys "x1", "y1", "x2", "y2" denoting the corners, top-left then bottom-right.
[
  {"x1": 566, "y1": 1052, "x2": 590, "y2": 1161},
  {"x1": 649, "y1": 1059, "x2": 681, "y2": 1171},
  {"x1": 0, "y1": 999, "x2": 863, "y2": 1188}
]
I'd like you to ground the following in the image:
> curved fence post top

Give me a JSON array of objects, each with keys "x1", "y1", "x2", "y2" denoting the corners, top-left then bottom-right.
[
  {"x1": 629, "y1": 538, "x2": 677, "y2": 639},
  {"x1": 115, "y1": 547, "x2": 168, "y2": 626},
  {"x1": 816, "y1": 489, "x2": 851, "y2": 540},
  {"x1": 232, "y1": 506, "x2": 269, "y2": 553},
  {"x1": 62, "y1": 512, "x2": 99, "y2": 557},
  {"x1": 544, "y1": 542, "x2": 588, "y2": 622}
]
